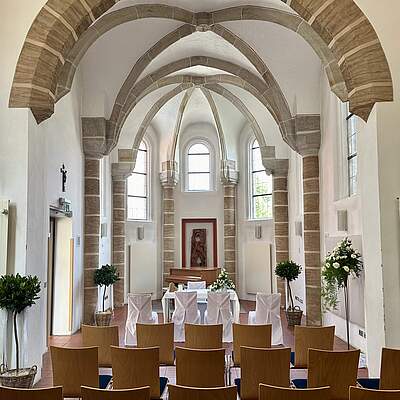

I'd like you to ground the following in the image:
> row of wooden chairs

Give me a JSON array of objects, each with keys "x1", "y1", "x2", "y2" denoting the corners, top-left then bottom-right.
[{"x1": 2, "y1": 384, "x2": 400, "y2": 400}]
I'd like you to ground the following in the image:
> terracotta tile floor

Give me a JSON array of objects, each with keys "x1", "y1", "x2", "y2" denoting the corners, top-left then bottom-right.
[{"x1": 37, "y1": 300, "x2": 367, "y2": 391}]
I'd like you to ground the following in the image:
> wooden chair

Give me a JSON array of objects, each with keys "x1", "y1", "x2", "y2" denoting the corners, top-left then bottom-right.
[
  {"x1": 111, "y1": 346, "x2": 168, "y2": 399},
  {"x1": 292, "y1": 325, "x2": 335, "y2": 368},
  {"x1": 259, "y1": 384, "x2": 331, "y2": 400},
  {"x1": 350, "y1": 386, "x2": 400, "y2": 399},
  {"x1": 232, "y1": 323, "x2": 272, "y2": 366},
  {"x1": 50, "y1": 346, "x2": 111, "y2": 398},
  {"x1": 81, "y1": 385, "x2": 150, "y2": 400},
  {"x1": 168, "y1": 384, "x2": 237, "y2": 400},
  {"x1": 293, "y1": 349, "x2": 360, "y2": 400},
  {"x1": 137, "y1": 323, "x2": 174, "y2": 365},
  {"x1": 175, "y1": 347, "x2": 225, "y2": 388},
  {"x1": 237, "y1": 347, "x2": 291, "y2": 400},
  {"x1": 184, "y1": 323, "x2": 223, "y2": 349},
  {"x1": 81, "y1": 324, "x2": 119, "y2": 367},
  {"x1": 0, "y1": 386, "x2": 63, "y2": 400}
]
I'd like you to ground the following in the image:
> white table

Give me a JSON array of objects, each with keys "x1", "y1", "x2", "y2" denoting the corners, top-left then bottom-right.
[{"x1": 161, "y1": 289, "x2": 240, "y2": 323}]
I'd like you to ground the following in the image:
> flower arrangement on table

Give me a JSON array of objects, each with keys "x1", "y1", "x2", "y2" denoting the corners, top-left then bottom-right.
[
  {"x1": 322, "y1": 237, "x2": 363, "y2": 348},
  {"x1": 209, "y1": 269, "x2": 235, "y2": 291}
]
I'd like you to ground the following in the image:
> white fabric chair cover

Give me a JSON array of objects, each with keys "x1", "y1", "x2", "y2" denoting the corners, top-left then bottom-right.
[
  {"x1": 125, "y1": 293, "x2": 158, "y2": 346},
  {"x1": 171, "y1": 291, "x2": 200, "y2": 342},
  {"x1": 187, "y1": 281, "x2": 207, "y2": 290},
  {"x1": 204, "y1": 291, "x2": 233, "y2": 342},
  {"x1": 248, "y1": 293, "x2": 283, "y2": 345}
]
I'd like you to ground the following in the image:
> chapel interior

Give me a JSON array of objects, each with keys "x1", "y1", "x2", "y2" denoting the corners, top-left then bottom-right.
[{"x1": 1, "y1": 0, "x2": 400, "y2": 399}]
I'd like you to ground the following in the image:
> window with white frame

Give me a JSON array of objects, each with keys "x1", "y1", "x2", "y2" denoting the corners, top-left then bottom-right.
[
  {"x1": 345, "y1": 104, "x2": 358, "y2": 196},
  {"x1": 249, "y1": 138, "x2": 273, "y2": 219},
  {"x1": 127, "y1": 141, "x2": 149, "y2": 220},
  {"x1": 186, "y1": 142, "x2": 211, "y2": 192}
]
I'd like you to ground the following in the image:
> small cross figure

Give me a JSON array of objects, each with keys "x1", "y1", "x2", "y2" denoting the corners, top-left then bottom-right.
[{"x1": 60, "y1": 164, "x2": 67, "y2": 192}]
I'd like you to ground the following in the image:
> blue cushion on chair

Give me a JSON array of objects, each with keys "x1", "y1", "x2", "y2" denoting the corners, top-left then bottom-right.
[
  {"x1": 357, "y1": 378, "x2": 380, "y2": 390},
  {"x1": 160, "y1": 377, "x2": 168, "y2": 396},
  {"x1": 292, "y1": 379, "x2": 307, "y2": 389},
  {"x1": 290, "y1": 351, "x2": 295, "y2": 366},
  {"x1": 234, "y1": 378, "x2": 241, "y2": 395},
  {"x1": 99, "y1": 374, "x2": 112, "y2": 389}
]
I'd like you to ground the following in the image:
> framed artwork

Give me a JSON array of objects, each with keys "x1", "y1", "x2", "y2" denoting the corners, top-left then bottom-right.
[{"x1": 181, "y1": 218, "x2": 217, "y2": 268}]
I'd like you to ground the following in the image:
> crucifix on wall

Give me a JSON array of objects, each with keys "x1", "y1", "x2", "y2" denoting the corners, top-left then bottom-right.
[{"x1": 60, "y1": 164, "x2": 67, "y2": 192}]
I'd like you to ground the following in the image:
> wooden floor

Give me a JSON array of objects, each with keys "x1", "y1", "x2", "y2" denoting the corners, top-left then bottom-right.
[{"x1": 37, "y1": 300, "x2": 367, "y2": 390}]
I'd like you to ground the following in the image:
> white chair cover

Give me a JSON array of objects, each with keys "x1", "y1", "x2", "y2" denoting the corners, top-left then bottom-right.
[
  {"x1": 187, "y1": 281, "x2": 207, "y2": 290},
  {"x1": 204, "y1": 291, "x2": 233, "y2": 342},
  {"x1": 125, "y1": 293, "x2": 158, "y2": 346},
  {"x1": 171, "y1": 291, "x2": 200, "y2": 342},
  {"x1": 248, "y1": 293, "x2": 283, "y2": 345}
]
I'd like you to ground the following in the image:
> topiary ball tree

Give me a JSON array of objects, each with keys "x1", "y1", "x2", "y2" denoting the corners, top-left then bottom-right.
[
  {"x1": 0, "y1": 274, "x2": 41, "y2": 371},
  {"x1": 275, "y1": 261, "x2": 302, "y2": 310},
  {"x1": 94, "y1": 264, "x2": 119, "y2": 312}
]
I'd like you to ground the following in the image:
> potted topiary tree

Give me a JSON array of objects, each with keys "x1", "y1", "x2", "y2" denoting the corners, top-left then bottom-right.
[
  {"x1": 0, "y1": 273, "x2": 41, "y2": 388},
  {"x1": 275, "y1": 260, "x2": 302, "y2": 326},
  {"x1": 94, "y1": 264, "x2": 119, "y2": 326}
]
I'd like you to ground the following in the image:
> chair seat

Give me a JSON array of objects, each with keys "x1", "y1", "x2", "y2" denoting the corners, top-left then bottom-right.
[
  {"x1": 292, "y1": 378, "x2": 308, "y2": 389},
  {"x1": 160, "y1": 376, "x2": 168, "y2": 397},
  {"x1": 99, "y1": 374, "x2": 113, "y2": 389},
  {"x1": 357, "y1": 378, "x2": 380, "y2": 390},
  {"x1": 234, "y1": 378, "x2": 241, "y2": 395}
]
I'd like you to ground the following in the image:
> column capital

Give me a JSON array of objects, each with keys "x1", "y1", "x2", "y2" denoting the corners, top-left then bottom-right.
[
  {"x1": 82, "y1": 117, "x2": 113, "y2": 158},
  {"x1": 111, "y1": 162, "x2": 133, "y2": 181},
  {"x1": 294, "y1": 114, "x2": 321, "y2": 156},
  {"x1": 221, "y1": 159, "x2": 238, "y2": 186},
  {"x1": 263, "y1": 158, "x2": 289, "y2": 177},
  {"x1": 160, "y1": 160, "x2": 178, "y2": 187}
]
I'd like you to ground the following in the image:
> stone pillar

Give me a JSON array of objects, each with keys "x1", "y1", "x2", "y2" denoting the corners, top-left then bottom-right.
[
  {"x1": 160, "y1": 161, "x2": 178, "y2": 286},
  {"x1": 221, "y1": 160, "x2": 238, "y2": 283},
  {"x1": 302, "y1": 155, "x2": 321, "y2": 326},
  {"x1": 83, "y1": 156, "x2": 101, "y2": 324}
]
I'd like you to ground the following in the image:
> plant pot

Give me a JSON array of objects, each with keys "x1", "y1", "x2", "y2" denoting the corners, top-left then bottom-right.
[
  {"x1": 285, "y1": 306, "x2": 303, "y2": 327},
  {"x1": 0, "y1": 365, "x2": 37, "y2": 388},
  {"x1": 95, "y1": 310, "x2": 112, "y2": 326}
]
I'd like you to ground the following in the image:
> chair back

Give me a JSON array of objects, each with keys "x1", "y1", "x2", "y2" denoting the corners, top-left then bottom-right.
[
  {"x1": 232, "y1": 323, "x2": 272, "y2": 366},
  {"x1": 50, "y1": 346, "x2": 99, "y2": 398},
  {"x1": 254, "y1": 293, "x2": 283, "y2": 345},
  {"x1": 259, "y1": 384, "x2": 331, "y2": 400},
  {"x1": 240, "y1": 347, "x2": 291, "y2": 400},
  {"x1": 350, "y1": 386, "x2": 400, "y2": 399},
  {"x1": 168, "y1": 384, "x2": 237, "y2": 400},
  {"x1": 137, "y1": 323, "x2": 174, "y2": 365},
  {"x1": 175, "y1": 347, "x2": 225, "y2": 388},
  {"x1": 380, "y1": 347, "x2": 400, "y2": 389},
  {"x1": 187, "y1": 281, "x2": 206, "y2": 290},
  {"x1": 81, "y1": 386, "x2": 150, "y2": 400},
  {"x1": 82, "y1": 324, "x2": 119, "y2": 367},
  {"x1": 294, "y1": 325, "x2": 335, "y2": 368},
  {"x1": 206, "y1": 291, "x2": 231, "y2": 323},
  {"x1": 308, "y1": 349, "x2": 360, "y2": 400},
  {"x1": 185, "y1": 323, "x2": 223, "y2": 349},
  {"x1": 0, "y1": 386, "x2": 63, "y2": 400},
  {"x1": 173, "y1": 291, "x2": 199, "y2": 323},
  {"x1": 111, "y1": 346, "x2": 160, "y2": 399}
]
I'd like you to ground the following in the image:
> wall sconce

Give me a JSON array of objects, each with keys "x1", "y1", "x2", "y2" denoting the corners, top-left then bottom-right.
[
  {"x1": 255, "y1": 224, "x2": 262, "y2": 239},
  {"x1": 295, "y1": 220, "x2": 303, "y2": 237},
  {"x1": 137, "y1": 226, "x2": 144, "y2": 240},
  {"x1": 337, "y1": 210, "x2": 348, "y2": 232}
]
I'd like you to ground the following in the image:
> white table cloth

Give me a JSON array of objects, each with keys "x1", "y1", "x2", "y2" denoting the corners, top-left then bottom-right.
[{"x1": 161, "y1": 289, "x2": 240, "y2": 324}]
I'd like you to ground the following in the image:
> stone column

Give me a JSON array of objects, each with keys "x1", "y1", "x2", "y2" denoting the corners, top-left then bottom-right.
[
  {"x1": 160, "y1": 161, "x2": 178, "y2": 286},
  {"x1": 83, "y1": 156, "x2": 101, "y2": 324},
  {"x1": 221, "y1": 160, "x2": 238, "y2": 283}
]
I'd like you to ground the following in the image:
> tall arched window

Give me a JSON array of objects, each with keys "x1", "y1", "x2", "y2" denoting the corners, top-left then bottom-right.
[
  {"x1": 186, "y1": 142, "x2": 211, "y2": 191},
  {"x1": 127, "y1": 141, "x2": 149, "y2": 220},
  {"x1": 250, "y1": 139, "x2": 273, "y2": 219}
]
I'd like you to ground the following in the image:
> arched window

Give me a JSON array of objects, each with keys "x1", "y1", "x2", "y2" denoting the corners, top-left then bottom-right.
[
  {"x1": 250, "y1": 139, "x2": 273, "y2": 219},
  {"x1": 127, "y1": 141, "x2": 149, "y2": 220},
  {"x1": 186, "y1": 142, "x2": 211, "y2": 192}
]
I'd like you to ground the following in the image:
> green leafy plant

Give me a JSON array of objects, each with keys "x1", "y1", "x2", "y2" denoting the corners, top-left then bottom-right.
[
  {"x1": 0, "y1": 274, "x2": 41, "y2": 371},
  {"x1": 94, "y1": 264, "x2": 119, "y2": 312},
  {"x1": 209, "y1": 269, "x2": 235, "y2": 291},
  {"x1": 275, "y1": 260, "x2": 302, "y2": 310}
]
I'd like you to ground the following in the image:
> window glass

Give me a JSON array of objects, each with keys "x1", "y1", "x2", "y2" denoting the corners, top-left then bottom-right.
[
  {"x1": 187, "y1": 142, "x2": 211, "y2": 191},
  {"x1": 346, "y1": 104, "x2": 358, "y2": 196}
]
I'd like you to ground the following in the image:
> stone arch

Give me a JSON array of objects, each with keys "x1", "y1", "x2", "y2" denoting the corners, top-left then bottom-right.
[{"x1": 10, "y1": 3, "x2": 392, "y2": 123}]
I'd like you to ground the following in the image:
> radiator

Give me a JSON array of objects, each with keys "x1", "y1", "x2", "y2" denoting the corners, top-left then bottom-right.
[
  {"x1": 0, "y1": 200, "x2": 9, "y2": 276},
  {"x1": 245, "y1": 242, "x2": 272, "y2": 295}
]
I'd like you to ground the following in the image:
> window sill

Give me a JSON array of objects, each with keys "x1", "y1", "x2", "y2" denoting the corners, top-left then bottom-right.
[
  {"x1": 247, "y1": 218, "x2": 274, "y2": 223},
  {"x1": 126, "y1": 219, "x2": 153, "y2": 223}
]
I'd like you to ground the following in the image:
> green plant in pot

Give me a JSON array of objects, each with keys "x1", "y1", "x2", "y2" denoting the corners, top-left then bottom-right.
[
  {"x1": 93, "y1": 264, "x2": 119, "y2": 326},
  {"x1": 0, "y1": 273, "x2": 41, "y2": 388},
  {"x1": 275, "y1": 260, "x2": 302, "y2": 327}
]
